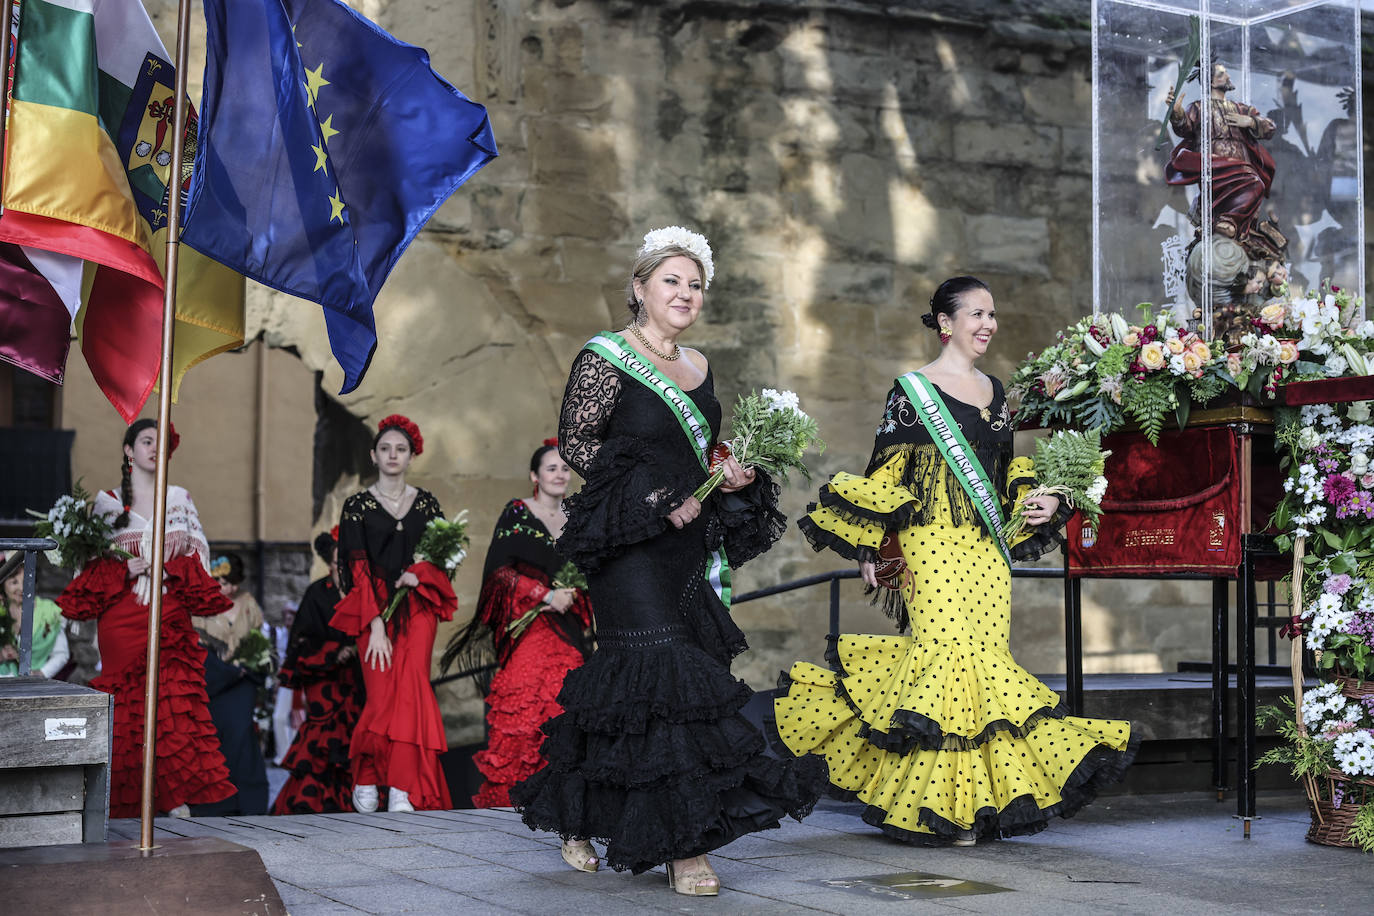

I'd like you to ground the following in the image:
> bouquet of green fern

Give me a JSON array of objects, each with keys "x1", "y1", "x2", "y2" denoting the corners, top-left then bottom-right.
[
  {"x1": 693, "y1": 389, "x2": 825, "y2": 501},
  {"x1": 1005, "y1": 429, "x2": 1110, "y2": 543},
  {"x1": 382, "y1": 511, "x2": 470, "y2": 621},
  {"x1": 506, "y1": 561, "x2": 588, "y2": 640}
]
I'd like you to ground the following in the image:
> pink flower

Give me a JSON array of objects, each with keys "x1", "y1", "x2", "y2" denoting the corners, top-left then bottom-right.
[
  {"x1": 1324, "y1": 473, "x2": 1357, "y2": 505},
  {"x1": 1325, "y1": 574, "x2": 1354, "y2": 596},
  {"x1": 1360, "y1": 473, "x2": 1374, "y2": 489}
]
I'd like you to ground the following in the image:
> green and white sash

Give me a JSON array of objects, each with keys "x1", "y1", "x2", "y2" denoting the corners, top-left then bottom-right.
[
  {"x1": 897, "y1": 371, "x2": 1012, "y2": 567},
  {"x1": 582, "y1": 332, "x2": 733, "y2": 608}
]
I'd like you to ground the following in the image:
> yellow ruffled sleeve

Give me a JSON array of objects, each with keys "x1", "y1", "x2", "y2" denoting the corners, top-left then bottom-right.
[
  {"x1": 797, "y1": 451, "x2": 923, "y2": 562},
  {"x1": 1003, "y1": 455, "x2": 1069, "y2": 560}
]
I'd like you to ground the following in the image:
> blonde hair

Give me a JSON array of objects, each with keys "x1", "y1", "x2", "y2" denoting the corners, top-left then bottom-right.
[{"x1": 625, "y1": 246, "x2": 706, "y2": 319}]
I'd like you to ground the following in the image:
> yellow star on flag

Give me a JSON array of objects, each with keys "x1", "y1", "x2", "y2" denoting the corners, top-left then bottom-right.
[
  {"x1": 328, "y1": 189, "x2": 346, "y2": 225},
  {"x1": 311, "y1": 143, "x2": 328, "y2": 174},
  {"x1": 304, "y1": 63, "x2": 330, "y2": 108},
  {"x1": 318, "y1": 115, "x2": 340, "y2": 144}
]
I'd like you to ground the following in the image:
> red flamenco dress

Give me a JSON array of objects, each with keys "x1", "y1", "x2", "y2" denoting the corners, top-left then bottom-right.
[
  {"x1": 331, "y1": 489, "x2": 456, "y2": 810},
  {"x1": 271, "y1": 576, "x2": 365, "y2": 814},
  {"x1": 58, "y1": 488, "x2": 236, "y2": 817},
  {"x1": 443, "y1": 499, "x2": 593, "y2": 808}
]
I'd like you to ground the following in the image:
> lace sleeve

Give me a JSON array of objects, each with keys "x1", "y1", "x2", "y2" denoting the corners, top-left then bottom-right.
[{"x1": 559, "y1": 349, "x2": 622, "y2": 476}]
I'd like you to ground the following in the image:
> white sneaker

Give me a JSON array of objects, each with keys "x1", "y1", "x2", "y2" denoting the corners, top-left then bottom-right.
[
  {"x1": 352, "y1": 784, "x2": 379, "y2": 813},
  {"x1": 389, "y1": 788, "x2": 414, "y2": 812},
  {"x1": 167, "y1": 804, "x2": 191, "y2": 818}
]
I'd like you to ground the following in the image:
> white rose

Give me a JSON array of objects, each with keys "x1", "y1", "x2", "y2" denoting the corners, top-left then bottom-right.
[
  {"x1": 1348, "y1": 401, "x2": 1372, "y2": 423},
  {"x1": 1352, "y1": 452, "x2": 1370, "y2": 477}
]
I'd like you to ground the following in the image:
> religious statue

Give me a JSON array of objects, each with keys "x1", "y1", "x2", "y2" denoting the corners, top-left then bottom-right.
[{"x1": 1165, "y1": 62, "x2": 1289, "y2": 341}]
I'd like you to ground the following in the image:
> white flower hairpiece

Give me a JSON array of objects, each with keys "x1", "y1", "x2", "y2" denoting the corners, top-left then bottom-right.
[{"x1": 638, "y1": 225, "x2": 714, "y2": 288}]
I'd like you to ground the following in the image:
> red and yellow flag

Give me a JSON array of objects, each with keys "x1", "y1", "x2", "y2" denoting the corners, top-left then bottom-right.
[{"x1": 0, "y1": 0, "x2": 243, "y2": 421}]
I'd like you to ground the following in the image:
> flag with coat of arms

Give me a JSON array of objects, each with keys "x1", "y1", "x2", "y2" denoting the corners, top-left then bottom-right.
[
  {"x1": 0, "y1": 0, "x2": 244, "y2": 421},
  {"x1": 181, "y1": 0, "x2": 499, "y2": 394}
]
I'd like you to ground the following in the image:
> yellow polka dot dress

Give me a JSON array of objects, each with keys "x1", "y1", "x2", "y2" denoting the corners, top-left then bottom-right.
[{"x1": 774, "y1": 378, "x2": 1136, "y2": 845}]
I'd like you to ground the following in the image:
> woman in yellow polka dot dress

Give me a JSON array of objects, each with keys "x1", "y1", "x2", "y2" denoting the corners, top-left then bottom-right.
[{"x1": 773, "y1": 276, "x2": 1136, "y2": 847}]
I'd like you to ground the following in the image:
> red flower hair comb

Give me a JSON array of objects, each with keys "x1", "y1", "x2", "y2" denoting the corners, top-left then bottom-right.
[{"x1": 377, "y1": 414, "x2": 423, "y2": 455}]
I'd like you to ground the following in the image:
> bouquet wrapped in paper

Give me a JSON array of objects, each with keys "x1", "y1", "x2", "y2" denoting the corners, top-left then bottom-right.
[
  {"x1": 1005, "y1": 429, "x2": 1110, "y2": 544},
  {"x1": 382, "y1": 510, "x2": 470, "y2": 621},
  {"x1": 506, "y1": 561, "x2": 588, "y2": 640},
  {"x1": 28, "y1": 480, "x2": 131, "y2": 570},
  {"x1": 694, "y1": 389, "x2": 824, "y2": 502}
]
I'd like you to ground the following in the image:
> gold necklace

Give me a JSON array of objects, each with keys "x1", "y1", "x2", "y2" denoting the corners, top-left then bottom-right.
[{"x1": 626, "y1": 323, "x2": 680, "y2": 361}]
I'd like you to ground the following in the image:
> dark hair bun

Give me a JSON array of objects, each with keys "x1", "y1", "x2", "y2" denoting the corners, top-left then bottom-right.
[{"x1": 920, "y1": 312, "x2": 938, "y2": 330}]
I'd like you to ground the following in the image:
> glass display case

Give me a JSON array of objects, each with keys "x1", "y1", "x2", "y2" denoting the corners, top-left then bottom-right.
[{"x1": 1093, "y1": 0, "x2": 1362, "y2": 342}]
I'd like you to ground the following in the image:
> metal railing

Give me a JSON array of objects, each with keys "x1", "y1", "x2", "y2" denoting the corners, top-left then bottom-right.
[{"x1": 0, "y1": 536, "x2": 58, "y2": 675}]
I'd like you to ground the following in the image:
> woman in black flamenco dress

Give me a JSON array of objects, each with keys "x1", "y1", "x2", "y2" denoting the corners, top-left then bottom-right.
[
  {"x1": 512, "y1": 228, "x2": 827, "y2": 896},
  {"x1": 272, "y1": 530, "x2": 365, "y2": 814}
]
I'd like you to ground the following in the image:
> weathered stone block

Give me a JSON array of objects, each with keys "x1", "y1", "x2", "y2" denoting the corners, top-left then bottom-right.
[
  {"x1": 953, "y1": 120, "x2": 1061, "y2": 169},
  {"x1": 965, "y1": 214, "x2": 1052, "y2": 277}
]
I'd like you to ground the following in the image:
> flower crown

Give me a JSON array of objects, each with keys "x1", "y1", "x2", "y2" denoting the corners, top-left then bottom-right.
[
  {"x1": 377, "y1": 414, "x2": 423, "y2": 456},
  {"x1": 210, "y1": 556, "x2": 231, "y2": 578},
  {"x1": 542, "y1": 436, "x2": 558, "y2": 448},
  {"x1": 638, "y1": 226, "x2": 714, "y2": 288}
]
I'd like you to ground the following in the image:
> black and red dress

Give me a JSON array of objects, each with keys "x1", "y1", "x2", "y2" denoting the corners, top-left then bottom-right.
[
  {"x1": 271, "y1": 576, "x2": 365, "y2": 814},
  {"x1": 450, "y1": 499, "x2": 592, "y2": 807},
  {"x1": 330, "y1": 489, "x2": 456, "y2": 810}
]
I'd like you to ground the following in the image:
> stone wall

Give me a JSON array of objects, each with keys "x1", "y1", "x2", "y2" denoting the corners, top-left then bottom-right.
[{"x1": 131, "y1": 0, "x2": 1352, "y2": 744}]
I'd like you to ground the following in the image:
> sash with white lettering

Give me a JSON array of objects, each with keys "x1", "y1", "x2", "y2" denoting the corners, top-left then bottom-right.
[
  {"x1": 582, "y1": 332, "x2": 733, "y2": 608},
  {"x1": 897, "y1": 372, "x2": 1012, "y2": 567}
]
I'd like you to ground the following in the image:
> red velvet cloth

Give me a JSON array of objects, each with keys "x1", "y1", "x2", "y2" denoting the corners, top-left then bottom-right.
[
  {"x1": 1069, "y1": 427, "x2": 1243, "y2": 577},
  {"x1": 58, "y1": 555, "x2": 236, "y2": 817},
  {"x1": 336, "y1": 560, "x2": 455, "y2": 810}
]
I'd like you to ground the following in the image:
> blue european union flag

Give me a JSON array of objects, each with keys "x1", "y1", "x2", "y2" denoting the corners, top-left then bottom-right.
[{"x1": 182, "y1": 0, "x2": 498, "y2": 393}]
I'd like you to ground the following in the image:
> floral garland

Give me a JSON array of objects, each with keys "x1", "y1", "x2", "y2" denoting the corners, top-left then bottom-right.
[
  {"x1": 377, "y1": 414, "x2": 424, "y2": 455},
  {"x1": 638, "y1": 225, "x2": 714, "y2": 288}
]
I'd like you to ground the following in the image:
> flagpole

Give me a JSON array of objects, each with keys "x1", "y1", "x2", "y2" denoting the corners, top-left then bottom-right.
[
  {"x1": 138, "y1": 0, "x2": 193, "y2": 851},
  {"x1": 0, "y1": 0, "x2": 15, "y2": 211}
]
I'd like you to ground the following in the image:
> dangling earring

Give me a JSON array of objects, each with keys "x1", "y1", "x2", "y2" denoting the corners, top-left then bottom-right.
[
  {"x1": 939, "y1": 328, "x2": 952, "y2": 344},
  {"x1": 532, "y1": 484, "x2": 539, "y2": 497},
  {"x1": 636, "y1": 300, "x2": 647, "y2": 327}
]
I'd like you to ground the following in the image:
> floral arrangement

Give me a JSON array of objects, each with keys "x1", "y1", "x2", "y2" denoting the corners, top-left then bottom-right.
[
  {"x1": 382, "y1": 510, "x2": 470, "y2": 621},
  {"x1": 230, "y1": 627, "x2": 277, "y2": 719},
  {"x1": 1231, "y1": 283, "x2": 1374, "y2": 398},
  {"x1": 506, "y1": 561, "x2": 588, "y2": 640},
  {"x1": 27, "y1": 480, "x2": 131, "y2": 570},
  {"x1": 693, "y1": 388, "x2": 825, "y2": 501},
  {"x1": 1005, "y1": 429, "x2": 1110, "y2": 544},
  {"x1": 1009, "y1": 306, "x2": 1231, "y2": 445},
  {"x1": 638, "y1": 225, "x2": 714, "y2": 287}
]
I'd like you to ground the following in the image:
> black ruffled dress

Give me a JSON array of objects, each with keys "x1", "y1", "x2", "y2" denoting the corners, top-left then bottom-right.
[{"x1": 511, "y1": 348, "x2": 829, "y2": 873}]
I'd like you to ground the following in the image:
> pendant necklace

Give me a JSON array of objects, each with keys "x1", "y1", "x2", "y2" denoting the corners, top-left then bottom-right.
[{"x1": 373, "y1": 485, "x2": 408, "y2": 530}]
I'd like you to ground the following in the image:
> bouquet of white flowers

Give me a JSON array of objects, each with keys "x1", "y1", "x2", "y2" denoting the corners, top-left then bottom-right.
[
  {"x1": 382, "y1": 510, "x2": 470, "y2": 621},
  {"x1": 693, "y1": 389, "x2": 825, "y2": 501},
  {"x1": 1005, "y1": 429, "x2": 1110, "y2": 544},
  {"x1": 28, "y1": 480, "x2": 131, "y2": 570}
]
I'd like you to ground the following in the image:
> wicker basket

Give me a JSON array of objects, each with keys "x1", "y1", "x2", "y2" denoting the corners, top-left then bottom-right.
[{"x1": 1291, "y1": 536, "x2": 1372, "y2": 848}]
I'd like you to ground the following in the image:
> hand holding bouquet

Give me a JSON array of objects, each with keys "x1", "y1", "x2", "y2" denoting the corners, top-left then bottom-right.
[
  {"x1": 382, "y1": 511, "x2": 470, "y2": 621},
  {"x1": 1005, "y1": 429, "x2": 1110, "y2": 544},
  {"x1": 693, "y1": 389, "x2": 825, "y2": 502},
  {"x1": 507, "y1": 561, "x2": 588, "y2": 640},
  {"x1": 28, "y1": 480, "x2": 131, "y2": 570}
]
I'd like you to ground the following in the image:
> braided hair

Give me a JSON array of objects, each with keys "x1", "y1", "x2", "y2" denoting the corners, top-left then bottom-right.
[{"x1": 114, "y1": 419, "x2": 159, "y2": 530}]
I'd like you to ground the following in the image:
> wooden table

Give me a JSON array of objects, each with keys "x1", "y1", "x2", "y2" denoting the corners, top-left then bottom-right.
[{"x1": 0, "y1": 679, "x2": 111, "y2": 847}]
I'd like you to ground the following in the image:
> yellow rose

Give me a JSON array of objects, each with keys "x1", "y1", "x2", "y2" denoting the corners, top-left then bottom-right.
[
  {"x1": 1259, "y1": 303, "x2": 1286, "y2": 328},
  {"x1": 1277, "y1": 340, "x2": 1300, "y2": 364},
  {"x1": 1166, "y1": 337, "x2": 1186, "y2": 355},
  {"x1": 1190, "y1": 341, "x2": 1212, "y2": 363},
  {"x1": 1182, "y1": 350, "x2": 1203, "y2": 373},
  {"x1": 1139, "y1": 341, "x2": 1167, "y2": 370}
]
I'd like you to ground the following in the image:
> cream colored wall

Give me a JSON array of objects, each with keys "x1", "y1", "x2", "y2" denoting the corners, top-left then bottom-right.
[{"x1": 62, "y1": 341, "x2": 314, "y2": 544}]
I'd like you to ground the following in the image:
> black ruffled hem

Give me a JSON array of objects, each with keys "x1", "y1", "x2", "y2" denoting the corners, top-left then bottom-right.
[
  {"x1": 796, "y1": 515, "x2": 875, "y2": 562},
  {"x1": 823, "y1": 640, "x2": 1070, "y2": 754},
  {"x1": 831, "y1": 730, "x2": 1140, "y2": 846}
]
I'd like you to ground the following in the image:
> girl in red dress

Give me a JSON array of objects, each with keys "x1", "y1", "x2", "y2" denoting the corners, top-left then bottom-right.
[
  {"x1": 331, "y1": 415, "x2": 457, "y2": 812},
  {"x1": 58, "y1": 419, "x2": 236, "y2": 817},
  {"x1": 443, "y1": 440, "x2": 593, "y2": 810}
]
